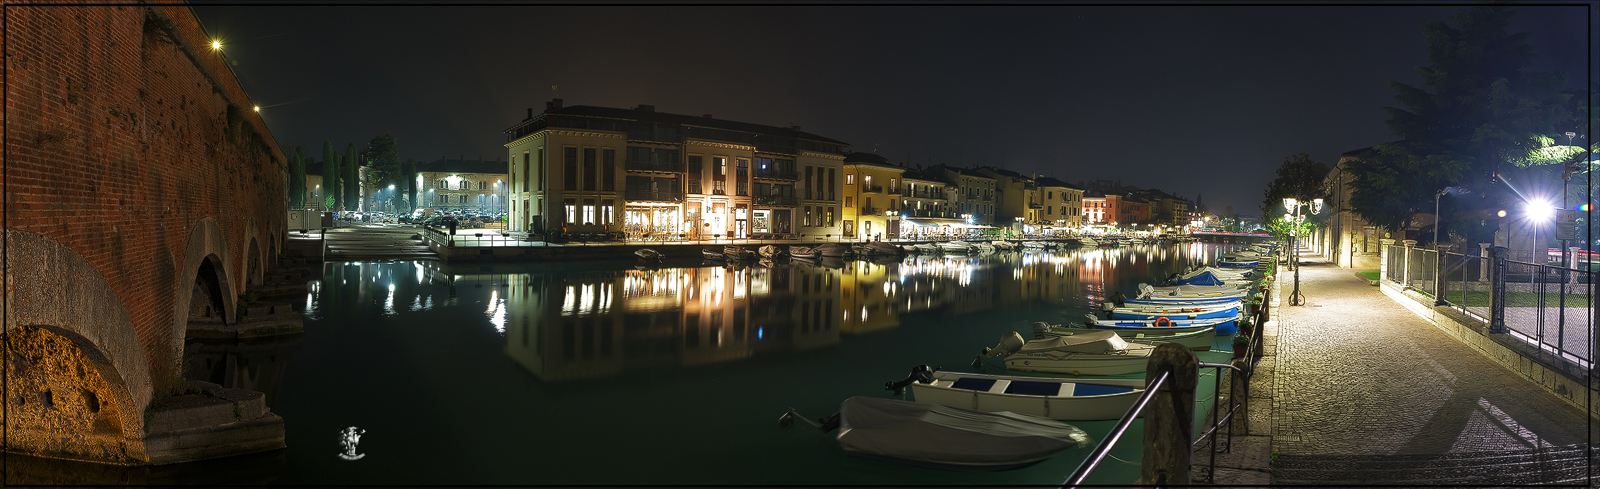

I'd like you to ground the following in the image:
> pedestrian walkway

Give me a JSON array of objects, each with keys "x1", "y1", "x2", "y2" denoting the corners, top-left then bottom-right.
[{"x1": 1265, "y1": 250, "x2": 1596, "y2": 484}]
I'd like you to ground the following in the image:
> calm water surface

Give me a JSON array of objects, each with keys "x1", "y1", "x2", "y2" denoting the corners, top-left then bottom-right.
[{"x1": 49, "y1": 242, "x2": 1260, "y2": 485}]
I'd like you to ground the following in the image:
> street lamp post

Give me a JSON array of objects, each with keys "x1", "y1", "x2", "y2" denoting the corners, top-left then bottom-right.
[{"x1": 1284, "y1": 197, "x2": 1323, "y2": 306}]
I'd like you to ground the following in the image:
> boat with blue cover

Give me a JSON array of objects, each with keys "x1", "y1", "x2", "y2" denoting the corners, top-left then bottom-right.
[
  {"x1": 1034, "y1": 321, "x2": 1217, "y2": 351},
  {"x1": 1105, "y1": 301, "x2": 1241, "y2": 322}
]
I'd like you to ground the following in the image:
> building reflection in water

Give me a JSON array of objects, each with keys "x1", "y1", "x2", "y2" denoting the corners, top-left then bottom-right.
[{"x1": 375, "y1": 243, "x2": 1240, "y2": 383}]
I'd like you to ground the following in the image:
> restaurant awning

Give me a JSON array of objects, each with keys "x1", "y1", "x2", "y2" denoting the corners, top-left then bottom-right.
[{"x1": 904, "y1": 218, "x2": 993, "y2": 229}]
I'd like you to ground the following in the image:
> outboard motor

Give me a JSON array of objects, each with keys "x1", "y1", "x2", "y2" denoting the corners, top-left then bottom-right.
[
  {"x1": 1108, "y1": 291, "x2": 1127, "y2": 307},
  {"x1": 1167, "y1": 272, "x2": 1182, "y2": 285},
  {"x1": 884, "y1": 364, "x2": 939, "y2": 395},
  {"x1": 1030, "y1": 321, "x2": 1052, "y2": 340},
  {"x1": 1082, "y1": 313, "x2": 1100, "y2": 326},
  {"x1": 1101, "y1": 302, "x2": 1117, "y2": 318},
  {"x1": 979, "y1": 331, "x2": 1027, "y2": 357}
]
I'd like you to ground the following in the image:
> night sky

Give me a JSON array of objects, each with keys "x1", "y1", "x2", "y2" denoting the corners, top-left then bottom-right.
[{"x1": 191, "y1": 4, "x2": 1593, "y2": 215}]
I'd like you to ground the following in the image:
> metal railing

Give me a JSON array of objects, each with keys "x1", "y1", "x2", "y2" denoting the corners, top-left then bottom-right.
[
  {"x1": 1398, "y1": 246, "x2": 1595, "y2": 370},
  {"x1": 623, "y1": 189, "x2": 683, "y2": 202},
  {"x1": 754, "y1": 195, "x2": 797, "y2": 206},
  {"x1": 1066, "y1": 285, "x2": 1269, "y2": 487}
]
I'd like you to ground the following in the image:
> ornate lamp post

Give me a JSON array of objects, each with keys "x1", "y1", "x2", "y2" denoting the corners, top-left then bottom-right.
[{"x1": 1283, "y1": 197, "x2": 1323, "y2": 306}]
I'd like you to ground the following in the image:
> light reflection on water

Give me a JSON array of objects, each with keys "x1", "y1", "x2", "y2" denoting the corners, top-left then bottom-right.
[{"x1": 13, "y1": 242, "x2": 1259, "y2": 486}]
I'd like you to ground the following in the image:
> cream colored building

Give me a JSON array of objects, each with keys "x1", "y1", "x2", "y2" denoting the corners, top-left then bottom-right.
[
  {"x1": 1032, "y1": 177, "x2": 1084, "y2": 232},
  {"x1": 503, "y1": 100, "x2": 846, "y2": 239},
  {"x1": 415, "y1": 157, "x2": 509, "y2": 213}
]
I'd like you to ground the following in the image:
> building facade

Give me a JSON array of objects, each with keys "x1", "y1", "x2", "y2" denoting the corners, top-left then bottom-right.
[
  {"x1": 929, "y1": 165, "x2": 998, "y2": 227},
  {"x1": 503, "y1": 101, "x2": 847, "y2": 238},
  {"x1": 1032, "y1": 177, "x2": 1084, "y2": 231},
  {"x1": 417, "y1": 157, "x2": 509, "y2": 214},
  {"x1": 841, "y1": 153, "x2": 906, "y2": 240}
]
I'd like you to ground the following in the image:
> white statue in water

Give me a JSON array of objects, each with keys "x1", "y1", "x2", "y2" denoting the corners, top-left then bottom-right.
[{"x1": 339, "y1": 426, "x2": 366, "y2": 460}]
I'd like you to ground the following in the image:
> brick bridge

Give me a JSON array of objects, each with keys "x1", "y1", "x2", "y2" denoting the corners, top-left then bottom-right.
[{"x1": 5, "y1": 3, "x2": 289, "y2": 464}]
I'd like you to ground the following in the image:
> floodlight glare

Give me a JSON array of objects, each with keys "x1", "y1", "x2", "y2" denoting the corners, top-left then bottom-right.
[
  {"x1": 1497, "y1": 210, "x2": 1507, "y2": 218},
  {"x1": 211, "y1": 40, "x2": 221, "y2": 50},
  {"x1": 1524, "y1": 201, "x2": 1554, "y2": 221},
  {"x1": 1283, "y1": 197, "x2": 1296, "y2": 209}
]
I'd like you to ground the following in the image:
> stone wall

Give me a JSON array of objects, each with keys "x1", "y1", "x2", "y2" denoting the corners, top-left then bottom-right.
[{"x1": 5, "y1": 2, "x2": 287, "y2": 463}]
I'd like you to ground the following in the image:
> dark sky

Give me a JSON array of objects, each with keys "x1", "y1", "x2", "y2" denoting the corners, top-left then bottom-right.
[{"x1": 192, "y1": 3, "x2": 1593, "y2": 214}]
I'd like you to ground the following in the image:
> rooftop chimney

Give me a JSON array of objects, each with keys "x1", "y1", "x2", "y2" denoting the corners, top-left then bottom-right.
[
  {"x1": 527, "y1": 108, "x2": 533, "y2": 119},
  {"x1": 546, "y1": 98, "x2": 563, "y2": 111},
  {"x1": 636, "y1": 104, "x2": 655, "y2": 112}
]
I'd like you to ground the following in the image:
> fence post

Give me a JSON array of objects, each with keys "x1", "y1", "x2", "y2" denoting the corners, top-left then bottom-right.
[
  {"x1": 1479, "y1": 243, "x2": 1493, "y2": 281},
  {"x1": 1229, "y1": 357, "x2": 1250, "y2": 436},
  {"x1": 1434, "y1": 244, "x2": 1451, "y2": 306},
  {"x1": 1488, "y1": 246, "x2": 1508, "y2": 334},
  {"x1": 1401, "y1": 240, "x2": 1417, "y2": 290},
  {"x1": 1141, "y1": 343, "x2": 1198, "y2": 486},
  {"x1": 1570, "y1": 247, "x2": 1582, "y2": 284},
  {"x1": 1379, "y1": 238, "x2": 1396, "y2": 281}
]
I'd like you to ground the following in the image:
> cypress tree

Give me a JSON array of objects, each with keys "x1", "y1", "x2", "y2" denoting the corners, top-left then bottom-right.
[
  {"x1": 323, "y1": 140, "x2": 342, "y2": 211},
  {"x1": 344, "y1": 143, "x2": 360, "y2": 211},
  {"x1": 289, "y1": 146, "x2": 306, "y2": 208}
]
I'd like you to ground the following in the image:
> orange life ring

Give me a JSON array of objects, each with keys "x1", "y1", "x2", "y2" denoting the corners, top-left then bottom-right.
[{"x1": 1154, "y1": 317, "x2": 1172, "y2": 327}]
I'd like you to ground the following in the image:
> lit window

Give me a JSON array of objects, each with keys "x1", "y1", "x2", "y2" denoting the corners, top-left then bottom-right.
[{"x1": 846, "y1": 174, "x2": 855, "y2": 185}]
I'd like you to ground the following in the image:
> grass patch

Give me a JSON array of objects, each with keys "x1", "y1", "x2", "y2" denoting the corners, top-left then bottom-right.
[{"x1": 1359, "y1": 271, "x2": 1380, "y2": 281}]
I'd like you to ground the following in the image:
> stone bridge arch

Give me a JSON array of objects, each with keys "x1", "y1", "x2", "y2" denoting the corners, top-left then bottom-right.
[
  {"x1": 173, "y1": 218, "x2": 238, "y2": 344},
  {"x1": 4, "y1": 230, "x2": 152, "y2": 463},
  {"x1": 243, "y1": 219, "x2": 264, "y2": 287}
]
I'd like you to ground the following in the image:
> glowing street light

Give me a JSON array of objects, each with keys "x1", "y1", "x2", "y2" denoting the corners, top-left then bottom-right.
[
  {"x1": 253, "y1": 106, "x2": 260, "y2": 112},
  {"x1": 211, "y1": 40, "x2": 221, "y2": 50}
]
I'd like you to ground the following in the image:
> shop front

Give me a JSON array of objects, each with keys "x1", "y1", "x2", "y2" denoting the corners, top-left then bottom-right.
[{"x1": 625, "y1": 204, "x2": 682, "y2": 241}]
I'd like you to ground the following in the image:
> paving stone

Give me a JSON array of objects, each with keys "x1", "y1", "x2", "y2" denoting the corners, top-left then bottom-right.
[{"x1": 1264, "y1": 252, "x2": 1595, "y2": 483}]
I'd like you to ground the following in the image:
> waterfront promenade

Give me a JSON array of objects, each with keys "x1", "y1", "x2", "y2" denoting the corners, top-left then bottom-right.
[{"x1": 1212, "y1": 248, "x2": 1596, "y2": 485}]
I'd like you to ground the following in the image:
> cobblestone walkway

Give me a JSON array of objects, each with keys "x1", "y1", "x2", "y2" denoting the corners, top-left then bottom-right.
[{"x1": 1271, "y1": 255, "x2": 1595, "y2": 457}]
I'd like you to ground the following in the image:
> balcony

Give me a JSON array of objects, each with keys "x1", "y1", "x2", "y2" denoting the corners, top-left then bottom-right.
[
  {"x1": 624, "y1": 160, "x2": 683, "y2": 173},
  {"x1": 686, "y1": 181, "x2": 702, "y2": 194},
  {"x1": 755, "y1": 195, "x2": 797, "y2": 206},
  {"x1": 753, "y1": 168, "x2": 798, "y2": 180},
  {"x1": 862, "y1": 185, "x2": 884, "y2": 194},
  {"x1": 1029, "y1": 203, "x2": 1044, "y2": 210},
  {"x1": 624, "y1": 190, "x2": 683, "y2": 202},
  {"x1": 862, "y1": 206, "x2": 880, "y2": 215}
]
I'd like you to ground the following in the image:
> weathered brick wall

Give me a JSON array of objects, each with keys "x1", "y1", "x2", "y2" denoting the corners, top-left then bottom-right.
[{"x1": 5, "y1": 3, "x2": 287, "y2": 399}]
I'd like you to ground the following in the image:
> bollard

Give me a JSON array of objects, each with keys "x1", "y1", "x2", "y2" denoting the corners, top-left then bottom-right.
[
  {"x1": 1142, "y1": 342, "x2": 1198, "y2": 486},
  {"x1": 1488, "y1": 246, "x2": 1508, "y2": 334}
]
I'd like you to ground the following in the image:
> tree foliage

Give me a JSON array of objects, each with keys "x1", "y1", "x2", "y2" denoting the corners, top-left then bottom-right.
[
  {"x1": 322, "y1": 140, "x2": 342, "y2": 211},
  {"x1": 1347, "y1": 6, "x2": 1573, "y2": 235},
  {"x1": 288, "y1": 146, "x2": 306, "y2": 209},
  {"x1": 343, "y1": 143, "x2": 360, "y2": 210},
  {"x1": 365, "y1": 134, "x2": 403, "y2": 210},
  {"x1": 1260, "y1": 154, "x2": 1330, "y2": 218},
  {"x1": 402, "y1": 159, "x2": 418, "y2": 213}
]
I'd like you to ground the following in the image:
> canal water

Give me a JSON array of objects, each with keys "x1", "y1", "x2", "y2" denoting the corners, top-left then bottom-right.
[{"x1": 16, "y1": 242, "x2": 1257, "y2": 485}]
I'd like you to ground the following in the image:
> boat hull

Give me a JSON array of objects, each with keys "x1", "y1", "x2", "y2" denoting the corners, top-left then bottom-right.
[
  {"x1": 911, "y1": 372, "x2": 1146, "y2": 421},
  {"x1": 1003, "y1": 352, "x2": 1153, "y2": 376},
  {"x1": 1041, "y1": 325, "x2": 1216, "y2": 351}
]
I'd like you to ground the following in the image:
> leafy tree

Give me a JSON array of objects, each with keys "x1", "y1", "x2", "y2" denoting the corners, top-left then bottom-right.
[
  {"x1": 322, "y1": 140, "x2": 342, "y2": 211},
  {"x1": 1260, "y1": 154, "x2": 1330, "y2": 217},
  {"x1": 343, "y1": 143, "x2": 360, "y2": 211},
  {"x1": 288, "y1": 146, "x2": 306, "y2": 209},
  {"x1": 1347, "y1": 6, "x2": 1572, "y2": 235},
  {"x1": 364, "y1": 134, "x2": 402, "y2": 212}
]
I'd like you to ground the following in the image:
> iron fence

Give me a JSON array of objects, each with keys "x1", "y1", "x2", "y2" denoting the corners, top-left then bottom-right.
[
  {"x1": 1500, "y1": 259, "x2": 1593, "y2": 367},
  {"x1": 1406, "y1": 248, "x2": 1436, "y2": 294},
  {"x1": 1385, "y1": 244, "x2": 1405, "y2": 283},
  {"x1": 1439, "y1": 251, "x2": 1492, "y2": 322}
]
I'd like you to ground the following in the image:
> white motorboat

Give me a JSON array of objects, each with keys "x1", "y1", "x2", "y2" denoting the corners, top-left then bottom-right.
[
  {"x1": 1138, "y1": 283, "x2": 1248, "y2": 299},
  {"x1": 914, "y1": 243, "x2": 941, "y2": 253},
  {"x1": 789, "y1": 246, "x2": 819, "y2": 259},
  {"x1": 758, "y1": 245, "x2": 784, "y2": 258},
  {"x1": 1022, "y1": 240, "x2": 1047, "y2": 249},
  {"x1": 984, "y1": 330, "x2": 1156, "y2": 376},
  {"x1": 1079, "y1": 238, "x2": 1099, "y2": 247},
  {"x1": 972, "y1": 242, "x2": 997, "y2": 253},
  {"x1": 992, "y1": 240, "x2": 1018, "y2": 250},
  {"x1": 701, "y1": 248, "x2": 725, "y2": 260},
  {"x1": 1106, "y1": 301, "x2": 1242, "y2": 321},
  {"x1": 1033, "y1": 322, "x2": 1216, "y2": 351},
  {"x1": 908, "y1": 370, "x2": 1147, "y2": 421},
  {"x1": 901, "y1": 244, "x2": 920, "y2": 253},
  {"x1": 780, "y1": 396, "x2": 1091, "y2": 471}
]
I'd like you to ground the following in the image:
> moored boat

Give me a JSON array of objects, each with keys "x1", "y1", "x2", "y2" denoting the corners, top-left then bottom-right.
[
  {"x1": 779, "y1": 396, "x2": 1092, "y2": 471},
  {"x1": 724, "y1": 246, "x2": 756, "y2": 261},
  {"x1": 758, "y1": 245, "x2": 784, "y2": 258},
  {"x1": 1035, "y1": 322, "x2": 1216, "y2": 351},
  {"x1": 634, "y1": 248, "x2": 663, "y2": 261},
  {"x1": 914, "y1": 242, "x2": 941, "y2": 253},
  {"x1": 789, "y1": 246, "x2": 819, "y2": 259},
  {"x1": 817, "y1": 242, "x2": 852, "y2": 257},
  {"x1": 701, "y1": 248, "x2": 725, "y2": 260},
  {"x1": 938, "y1": 241, "x2": 973, "y2": 253},
  {"x1": 983, "y1": 330, "x2": 1156, "y2": 376},
  {"x1": 867, "y1": 242, "x2": 904, "y2": 256},
  {"x1": 908, "y1": 370, "x2": 1147, "y2": 421},
  {"x1": 1104, "y1": 302, "x2": 1242, "y2": 322}
]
